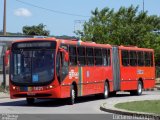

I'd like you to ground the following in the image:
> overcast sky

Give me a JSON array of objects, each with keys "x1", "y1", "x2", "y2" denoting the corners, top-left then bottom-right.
[{"x1": 0, "y1": 0, "x2": 159, "y2": 36}]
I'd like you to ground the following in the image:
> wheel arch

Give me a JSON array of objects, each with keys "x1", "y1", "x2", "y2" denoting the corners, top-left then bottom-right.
[
  {"x1": 104, "y1": 79, "x2": 110, "y2": 91},
  {"x1": 138, "y1": 78, "x2": 144, "y2": 88}
]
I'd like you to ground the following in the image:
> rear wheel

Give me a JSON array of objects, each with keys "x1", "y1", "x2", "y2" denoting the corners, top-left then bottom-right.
[
  {"x1": 26, "y1": 98, "x2": 35, "y2": 105},
  {"x1": 130, "y1": 81, "x2": 143, "y2": 96},
  {"x1": 137, "y1": 81, "x2": 143, "y2": 95},
  {"x1": 68, "y1": 85, "x2": 76, "y2": 105},
  {"x1": 102, "y1": 82, "x2": 109, "y2": 99}
]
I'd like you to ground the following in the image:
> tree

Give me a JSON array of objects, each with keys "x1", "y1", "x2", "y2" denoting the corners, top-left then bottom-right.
[
  {"x1": 76, "y1": 5, "x2": 160, "y2": 65},
  {"x1": 23, "y1": 23, "x2": 50, "y2": 36}
]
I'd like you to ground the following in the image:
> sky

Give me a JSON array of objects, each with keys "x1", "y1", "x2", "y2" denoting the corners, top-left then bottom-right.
[{"x1": 0, "y1": 0, "x2": 160, "y2": 36}]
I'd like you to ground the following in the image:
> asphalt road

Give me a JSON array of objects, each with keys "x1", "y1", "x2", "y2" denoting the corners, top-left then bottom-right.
[
  {"x1": 0, "y1": 91, "x2": 159, "y2": 120},
  {"x1": 0, "y1": 95, "x2": 107, "y2": 114}
]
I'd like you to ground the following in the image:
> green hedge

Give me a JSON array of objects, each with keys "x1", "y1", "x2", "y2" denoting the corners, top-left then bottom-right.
[{"x1": 156, "y1": 66, "x2": 160, "y2": 78}]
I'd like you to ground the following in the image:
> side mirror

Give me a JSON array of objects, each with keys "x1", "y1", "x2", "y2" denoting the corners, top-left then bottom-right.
[
  {"x1": 58, "y1": 48, "x2": 69, "y2": 62},
  {"x1": 4, "y1": 50, "x2": 11, "y2": 66}
]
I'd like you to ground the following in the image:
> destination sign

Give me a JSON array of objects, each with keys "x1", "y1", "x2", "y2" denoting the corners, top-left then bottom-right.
[
  {"x1": 12, "y1": 41, "x2": 56, "y2": 50},
  {"x1": 17, "y1": 42, "x2": 51, "y2": 48}
]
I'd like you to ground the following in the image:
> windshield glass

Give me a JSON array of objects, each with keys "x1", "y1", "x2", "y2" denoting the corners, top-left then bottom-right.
[
  {"x1": 10, "y1": 41, "x2": 56, "y2": 86},
  {"x1": 11, "y1": 50, "x2": 55, "y2": 85}
]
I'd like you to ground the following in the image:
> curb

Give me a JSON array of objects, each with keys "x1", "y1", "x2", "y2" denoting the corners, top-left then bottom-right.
[
  {"x1": 144, "y1": 88, "x2": 156, "y2": 91},
  {"x1": 143, "y1": 86, "x2": 160, "y2": 91},
  {"x1": 0, "y1": 97, "x2": 9, "y2": 99},
  {"x1": 100, "y1": 104, "x2": 160, "y2": 120}
]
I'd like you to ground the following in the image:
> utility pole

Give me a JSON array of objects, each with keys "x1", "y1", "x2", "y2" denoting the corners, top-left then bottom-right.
[
  {"x1": 3, "y1": 0, "x2": 7, "y2": 36},
  {"x1": 74, "y1": 20, "x2": 85, "y2": 40},
  {"x1": 74, "y1": 20, "x2": 85, "y2": 32},
  {"x1": 143, "y1": 0, "x2": 144, "y2": 12}
]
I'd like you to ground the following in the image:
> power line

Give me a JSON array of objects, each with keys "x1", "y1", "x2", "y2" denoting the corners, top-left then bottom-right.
[{"x1": 15, "y1": 0, "x2": 90, "y2": 18}]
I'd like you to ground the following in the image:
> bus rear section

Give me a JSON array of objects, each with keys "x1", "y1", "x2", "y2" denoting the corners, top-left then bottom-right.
[{"x1": 116, "y1": 46, "x2": 155, "y2": 95}]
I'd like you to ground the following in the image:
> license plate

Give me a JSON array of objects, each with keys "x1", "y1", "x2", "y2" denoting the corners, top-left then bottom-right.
[{"x1": 20, "y1": 87, "x2": 27, "y2": 92}]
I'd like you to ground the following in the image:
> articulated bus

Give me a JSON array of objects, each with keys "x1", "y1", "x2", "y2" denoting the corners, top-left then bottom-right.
[{"x1": 9, "y1": 38, "x2": 155, "y2": 104}]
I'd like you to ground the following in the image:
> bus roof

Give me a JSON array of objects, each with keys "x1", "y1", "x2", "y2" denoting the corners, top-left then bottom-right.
[
  {"x1": 58, "y1": 39, "x2": 112, "y2": 48},
  {"x1": 12, "y1": 38, "x2": 112, "y2": 48},
  {"x1": 11, "y1": 37, "x2": 154, "y2": 51},
  {"x1": 12, "y1": 37, "x2": 56, "y2": 43},
  {"x1": 119, "y1": 45, "x2": 154, "y2": 52}
]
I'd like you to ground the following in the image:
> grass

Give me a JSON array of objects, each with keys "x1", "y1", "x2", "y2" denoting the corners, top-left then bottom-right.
[{"x1": 115, "y1": 100, "x2": 160, "y2": 114}]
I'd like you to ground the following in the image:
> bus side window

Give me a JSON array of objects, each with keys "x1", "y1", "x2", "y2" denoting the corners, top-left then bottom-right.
[
  {"x1": 77, "y1": 47, "x2": 86, "y2": 66},
  {"x1": 130, "y1": 51, "x2": 137, "y2": 66},
  {"x1": 150, "y1": 52, "x2": 153, "y2": 66},
  {"x1": 86, "y1": 47, "x2": 94, "y2": 66},
  {"x1": 69, "y1": 46, "x2": 77, "y2": 66},
  {"x1": 138, "y1": 51, "x2": 144, "y2": 66},
  {"x1": 102, "y1": 49, "x2": 107, "y2": 66},
  {"x1": 107, "y1": 49, "x2": 111, "y2": 66},
  {"x1": 61, "y1": 51, "x2": 69, "y2": 81},
  {"x1": 122, "y1": 50, "x2": 129, "y2": 66},
  {"x1": 95, "y1": 48, "x2": 102, "y2": 66},
  {"x1": 145, "y1": 52, "x2": 151, "y2": 66}
]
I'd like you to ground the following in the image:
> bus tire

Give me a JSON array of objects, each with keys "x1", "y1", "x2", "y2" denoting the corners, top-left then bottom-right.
[
  {"x1": 102, "y1": 82, "x2": 109, "y2": 99},
  {"x1": 68, "y1": 85, "x2": 76, "y2": 105},
  {"x1": 26, "y1": 98, "x2": 35, "y2": 105},
  {"x1": 137, "y1": 81, "x2": 143, "y2": 95},
  {"x1": 130, "y1": 81, "x2": 143, "y2": 96}
]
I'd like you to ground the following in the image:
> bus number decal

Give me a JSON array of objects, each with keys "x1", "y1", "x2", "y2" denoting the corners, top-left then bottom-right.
[
  {"x1": 69, "y1": 69, "x2": 79, "y2": 79},
  {"x1": 137, "y1": 70, "x2": 144, "y2": 74},
  {"x1": 34, "y1": 87, "x2": 43, "y2": 91}
]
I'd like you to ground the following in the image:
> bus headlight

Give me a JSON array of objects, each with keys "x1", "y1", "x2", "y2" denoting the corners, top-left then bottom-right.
[{"x1": 13, "y1": 86, "x2": 16, "y2": 90}]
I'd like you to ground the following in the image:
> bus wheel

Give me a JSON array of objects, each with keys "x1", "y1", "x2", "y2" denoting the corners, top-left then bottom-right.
[
  {"x1": 130, "y1": 81, "x2": 143, "y2": 96},
  {"x1": 137, "y1": 81, "x2": 143, "y2": 95},
  {"x1": 102, "y1": 82, "x2": 109, "y2": 99},
  {"x1": 26, "y1": 98, "x2": 35, "y2": 105},
  {"x1": 68, "y1": 85, "x2": 76, "y2": 105}
]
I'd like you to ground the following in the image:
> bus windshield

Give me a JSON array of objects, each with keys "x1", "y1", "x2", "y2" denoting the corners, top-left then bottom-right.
[{"x1": 10, "y1": 41, "x2": 56, "y2": 85}]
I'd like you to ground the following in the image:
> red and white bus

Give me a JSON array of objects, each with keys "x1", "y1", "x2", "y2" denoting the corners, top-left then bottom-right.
[{"x1": 9, "y1": 38, "x2": 155, "y2": 104}]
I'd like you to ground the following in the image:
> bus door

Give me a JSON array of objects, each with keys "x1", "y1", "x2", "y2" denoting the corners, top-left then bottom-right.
[
  {"x1": 112, "y1": 46, "x2": 121, "y2": 91},
  {"x1": 57, "y1": 48, "x2": 69, "y2": 82}
]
